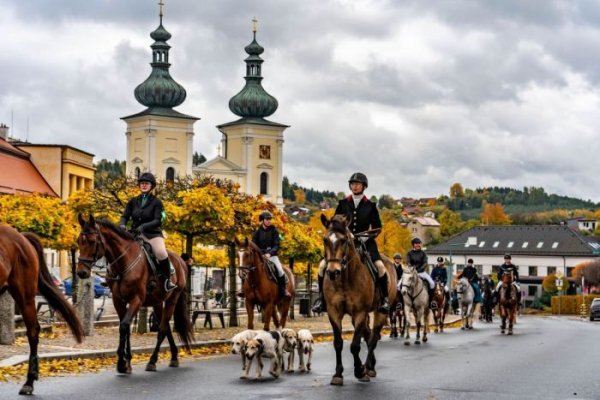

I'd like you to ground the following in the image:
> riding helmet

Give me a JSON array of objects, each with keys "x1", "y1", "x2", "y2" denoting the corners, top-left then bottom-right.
[
  {"x1": 259, "y1": 211, "x2": 273, "y2": 221},
  {"x1": 504, "y1": 254, "x2": 511, "y2": 260},
  {"x1": 411, "y1": 237, "x2": 422, "y2": 245},
  {"x1": 348, "y1": 172, "x2": 368, "y2": 188},
  {"x1": 393, "y1": 253, "x2": 402, "y2": 260},
  {"x1": 467, "y1": 258, "x2": 474, "y2": 264},
  {"x1": 138, "y1": 172, "x2": 156, "y2": 189},
  {"x1": 437, "y1": 256, "x2": 444, "y2": 263}
]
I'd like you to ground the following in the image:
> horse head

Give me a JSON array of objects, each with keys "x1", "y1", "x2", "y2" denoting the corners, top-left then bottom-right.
[
  {"x1": 76, "y1": 214, "x2": 106, "y2": 279},
  {"x1": 321, "y1": 214, "x2": 353, "y2": 280},
  {"x1": 400, "y1": 266, "x2": 417, "y2": 296},
  {"x1": 235, "y1": 237, "x2": 259, "y2": 280}
]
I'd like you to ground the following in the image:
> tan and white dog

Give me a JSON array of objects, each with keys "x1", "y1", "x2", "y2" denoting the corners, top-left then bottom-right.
[
  {"x1": 230, "y1": 329, "x2": 258, "y2": 377},
  {"x1": 244, "y1": 330, "x2": 282, "y2": 379},
  {"x1": 280, "y1": 328, "x2": 297, "y2": 373},
  {"x1": 297, "y1": 329, "x2": 314, "y2": 373}
]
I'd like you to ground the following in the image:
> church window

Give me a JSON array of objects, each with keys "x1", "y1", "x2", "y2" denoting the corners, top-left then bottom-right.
[
  {"x1": 166, "y1": 167, "x2": 175, "y2": 183},
  {"x1": 259, "y1": 145, "x2": 271, "y2": 159},
  {"x1": 260, "y1": 172, "x2": 268, "y2": 195},
  {"x1": 135, "y1": 167, "x2": 140, "y2": 178}
]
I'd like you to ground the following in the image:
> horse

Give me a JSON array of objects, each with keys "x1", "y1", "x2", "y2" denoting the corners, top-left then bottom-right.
[
  {"x1": 480, "y1": 279, "x2": 495, "y2": 323},
  {"x1": 389, "y1": 295, "x2": 405, "y2": 339},
  {"x1": 76, "y1": 215, "x2": 194, "y2": 374},
  {"x1": 431, "y1": 280, "x2": 448, "y2": 333},
  {"x1": 400, "y1": 266, "x2": 430, "y2": 345},
  {"x1": 0, "y1": 225, "x2": 84, "y2": 395},
  {"x1": 320, "y1": 214, "x2": 396, "y2": 385},
  {"x1": 456, "y1": 277, "x2": 475, "y2": 330},
  {"x1": 235, "y1": 238, "x2": 295, "y2": 331},
  {"x1": 498, "y1": 271, "x2": 518, "y2": 335}
]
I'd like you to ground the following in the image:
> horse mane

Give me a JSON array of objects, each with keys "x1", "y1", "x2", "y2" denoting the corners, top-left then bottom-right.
[
  {"x1": 329, "y1": 214, "x2": 350, "y2": 235},
  {"x1": 95, "y1": 218, "x2": 135, "y2": 241}
]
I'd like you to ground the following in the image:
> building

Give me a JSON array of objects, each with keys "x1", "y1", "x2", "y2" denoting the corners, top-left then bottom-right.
[
  {"x1": 427, "y1": 225, "x2": 600, "y2": 304},
  {"x1": 564, "y1": 217, "x2": 598, "y2": 233},
  {"x1": 407, "y1": 216, "x2": 440, "y2": 245}
]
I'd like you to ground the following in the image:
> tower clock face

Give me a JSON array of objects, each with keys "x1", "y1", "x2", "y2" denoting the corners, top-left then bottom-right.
[{"x1": 259, "y1": 145, "x2": 271, "y2": 159}]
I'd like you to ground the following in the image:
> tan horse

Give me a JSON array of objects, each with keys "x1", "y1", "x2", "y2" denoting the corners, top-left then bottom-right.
[
  {"x1": 499, "y1": 271, "x2": 518, "y2": 335},
  {"x1": 235, "y1": 238, "x2": 295, "y2": 331},
  {"x1": 321, "y1": 214, "x2": 396, "y2": 386},
  {"x1": 0, "y1": 225, "x2": 84, "y2": 395},
  {"x1": 432, "y1": 281, "x2": 448, "y2": 333}
]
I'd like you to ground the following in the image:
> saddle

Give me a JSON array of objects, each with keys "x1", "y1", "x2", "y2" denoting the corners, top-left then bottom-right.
[
  {"x1": 264, "y1": 259, "x2": 289, "y2": 285},
  {"x1": 355, "y1": 240, "x2": 378, "y2": 283},
  {"x1": 139, "y1": 240, "x2": 174, "y2": 282}
]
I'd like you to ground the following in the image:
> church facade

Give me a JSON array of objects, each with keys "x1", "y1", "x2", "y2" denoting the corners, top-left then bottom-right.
[{"x1": 123, "y1": 9, "x2": 287, "y2": 207}]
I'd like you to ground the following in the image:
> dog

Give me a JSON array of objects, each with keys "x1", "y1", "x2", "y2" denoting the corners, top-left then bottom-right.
[
  {"x1": 230, "y1": 329, "x2": 258, "y2": 377},
  {"x1": 244, "y1": 330, "x2": 282, "y2": 380},
  {"x1": 297, "y1": 329, "x2": 314, "y2": 373},
  {"x1": 280, "y1": 328, "x2": 297, "y2": 372}
]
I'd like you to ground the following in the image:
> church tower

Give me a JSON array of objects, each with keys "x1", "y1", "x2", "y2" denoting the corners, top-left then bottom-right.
[
  {"x1": 122, "y1": 2, "x2": 198, "y2": 180},
  {"x1": 198, "y1": 18, "x2": 288, "y2": 207}
]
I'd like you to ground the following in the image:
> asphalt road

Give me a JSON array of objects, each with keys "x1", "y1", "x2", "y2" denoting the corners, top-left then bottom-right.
[{"x1": 2, "y1": 316, "x2": 599, "y2": 400}]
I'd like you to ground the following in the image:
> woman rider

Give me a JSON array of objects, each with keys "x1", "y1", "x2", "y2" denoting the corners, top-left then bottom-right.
[{"x1": 119, "y1": 172, "x2": 176, "y2": 292}]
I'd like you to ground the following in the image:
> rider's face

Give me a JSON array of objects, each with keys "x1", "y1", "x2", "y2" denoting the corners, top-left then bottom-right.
[
  {"x1": 139, "y1": 181, "x2": 152, "y2": 193},
  {"x1": 262, "y1": 218, "x2": 272, "y2": 227},
  {"x1": 413, "y1": 243, "x2": 421, "y2": 251},
  {"x1": 349, "y1": 182, "x2": 364, "y2": 195}
]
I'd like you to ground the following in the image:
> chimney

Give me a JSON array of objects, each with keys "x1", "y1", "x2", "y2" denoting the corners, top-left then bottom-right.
[{"x1": 0, "y1": 124, "x2": 8, "y2": 140}]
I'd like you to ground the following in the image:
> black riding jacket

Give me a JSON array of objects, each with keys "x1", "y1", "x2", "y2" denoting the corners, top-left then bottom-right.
[
  {"x1": 393, "y1": 263, "x2": 403, "y2": 281},
  {"x1": 335, "y1": 195, "x2": 382, "y2": 262},
  {"x1": 406, "y1": 249, "x2": 428, "y2": 273},
  {"x1": 431, "y1": 266, "x2": 447, "y2": 285},
  {"x1": 252, "y1": 225, "x2": 280, "y2": 256},
  {"x1": 458, "y1": 265, "x2": 479, "y2": 282},
  {"x1": 119, "y1": 194, "x2": 164, "y2": 239},
  {"x1": 498, "y1": 263, "x2": 519, "y2": 282}
]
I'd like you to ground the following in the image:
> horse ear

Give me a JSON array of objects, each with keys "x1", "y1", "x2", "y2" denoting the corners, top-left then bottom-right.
[
  {"x1": 344, "y1": 213, "x2": 352, "y2": 227},
  {"x1": 320, "y1": 213, "x2": 330, "y2": 228},
  {"x1": 244, "y1": 237, "x2": 249, "y2": 246},
  {"x1": 235, "y1": 237, "x2": 241, "y2": 247},
  {"x1": 89, "y1": 214, "x2": 95, "y2": 225},
  {"x1": 77, "y1": 214, "x2": 85, "y2": 227}
]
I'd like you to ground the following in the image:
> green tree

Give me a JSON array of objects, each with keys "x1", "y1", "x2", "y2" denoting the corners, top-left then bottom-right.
[
  {"x1": 192, "y1": 152, "x2": 207, "y2": 166},
  {"x1": 378, "y1": 194, "x2": 396, "y2": 209}
]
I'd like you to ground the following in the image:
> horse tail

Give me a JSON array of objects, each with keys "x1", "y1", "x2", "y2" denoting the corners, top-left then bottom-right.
[
  {"x1": 23, "y1": 233, "x2": 84, "y2": 343},
  {"x1": 173, "y1": 284, "x2": 194, "y2": 352}
]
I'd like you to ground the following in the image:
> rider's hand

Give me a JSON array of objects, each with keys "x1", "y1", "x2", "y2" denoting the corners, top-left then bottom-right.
[
  {"x1": 119, "y1": 225, "x2": 126, "y2": 231},
  {"x1": 134, "y1": 225, "x2": 144, "y2": 234}
]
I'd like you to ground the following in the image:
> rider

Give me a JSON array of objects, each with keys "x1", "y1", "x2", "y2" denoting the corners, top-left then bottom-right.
[
  {"x1": 393, "y1": 253, "x2": 404, "y2": 284},
  {"x1": 119, "y1": 172, "x2": 176, "y2": 292},
  {"x1": 430, "y1": 256, "x2": 450, "y2": 307},
  {"x1": 457, "y1": 258, "x2": 482, "y2": 303},
  {"x1": 495, "y1": 254, "x2": 520, "y2": 303},
  {"x1": 406, "y1": 237, "x2": 435, "y2": 308},
  {"x1": 252, "y1": 211, "x2": 291, "y2": 299},
  {"x1": 312, "y1": 172, "x2": 391, "y2": 314}
]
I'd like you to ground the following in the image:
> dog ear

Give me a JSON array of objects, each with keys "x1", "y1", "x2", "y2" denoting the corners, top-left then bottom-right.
[
  {"x1": 257, "y1": 338, "x2": 264, "y2": 348},
  {"x1": 311, "y1": 339, "x2": 314, "y2": 344}
]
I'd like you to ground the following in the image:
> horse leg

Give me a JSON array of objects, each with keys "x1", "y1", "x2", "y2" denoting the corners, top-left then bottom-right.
[
  {"x1": 328, "y1": 315, "x2": 344, "y2": 386},
  {"x1": 350, "y1": 313, "x2": 368, "y2": 382},
  {"x1": 165, "y1": 328, "x2": 179, "y2": 367},
  {"x1": 245, "y1": 299, "x2": 255, "y2": 330},
  {"x1": 390, "y1": 311, "x2": 397, "y2": 338},
  {"x1": 414, "y1": 308, "x2": 422, "y2": 345},
  {"x1": 422, "y1": 309, "x2": 429, "y2": 343},
  {"x1": 365, "y1": 312, "x2": 387, "y2": 377},
  {"x1": 12, "y1": 289, "x2": 40, "y2": 396},
  {"x1": 161, "y1": 298, "x2": 181, "y2": 367},
  {"x1": 117, "y1": 297, "x2": 142, "y2": 374},
  {"x1": 263, "y1": 302, "x2": 274, "y2": 331},
  {"x1": 272, "y1": 302, "x2": 282, "y2": 330},
  {"x1": 403, "y1": 304, "x2": 412, "y2": 345}
]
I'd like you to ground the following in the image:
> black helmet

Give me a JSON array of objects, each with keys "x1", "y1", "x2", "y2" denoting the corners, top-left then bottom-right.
[
  {"x1": 411, "y1": 237, "x2": 422, "y2": 245},
  {"x1": 138, "y1": 172, "x2": 156, "y2": 189},
  {"x1": 467, "y1": 258, "x2": 474, "y2": 264},
  {"x1": 393, "y1": 253, "x2": 402, "y2": 260},
  {"x1": 437, "y1": 256, "x2": 444, "y2": 263},
  {"x1": 259, "y1": 211, "x2": 273, "y2": 221},
  {"x1": 504, "y1": 254, "x2": 512, "y2": 260},
  {"x1": 348, "y1": 172, "x2": 368, "y2": 188}
]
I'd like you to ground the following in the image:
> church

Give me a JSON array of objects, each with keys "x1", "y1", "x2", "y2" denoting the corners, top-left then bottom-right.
[{"x1": 121, "y1": 6, "x2": 287, "y2": 207}]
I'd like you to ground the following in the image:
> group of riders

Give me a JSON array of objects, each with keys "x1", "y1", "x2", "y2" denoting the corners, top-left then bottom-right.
[{"x1": 122, "y1": 171, "x2": 521, "y2": 312}]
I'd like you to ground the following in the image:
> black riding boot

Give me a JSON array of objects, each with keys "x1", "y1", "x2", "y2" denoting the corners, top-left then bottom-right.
[
  {"x1": 158, "y1": 258, "x2": 176, "y2": 292},
  {"x1": 377, "y1": 274, "x2": 391, "y2": 313},
  {"x1": 277, "y1": 274, "x2": 291, "y2": 299},
  {"x1": 428, "y1": 287, "x2": 435, "y2": 309},
  {"x1": 312, "y1": 275, "x2": 326, "y2": 313}
]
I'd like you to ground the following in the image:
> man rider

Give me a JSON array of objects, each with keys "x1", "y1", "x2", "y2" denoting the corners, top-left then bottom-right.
[
  {"x1": 312, "y1": 172, "x2": 391, "y2": 314},
  {"x1": 457, "y1": 258, "x2": 482, "y2": 303},
  {"x1": 430, "y1": 256, "x2": 450, "y2": 307},
  {"x1": 393, "y1": 253, "x2": 404, "y2": 283},
  {"x1": 252, "y1": 211, "x2": 291, "y2": 299},
  {"x1": 406, "y1": 237, "x2": 435, "y2": 308},
  {"x1": 495, "y1": 254, "x2": 520, "y2": 303}
]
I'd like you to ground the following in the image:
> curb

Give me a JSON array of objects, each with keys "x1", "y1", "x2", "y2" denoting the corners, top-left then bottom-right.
[{"x1": 0, "y1": 317, "x2": 462, "y2": 367}]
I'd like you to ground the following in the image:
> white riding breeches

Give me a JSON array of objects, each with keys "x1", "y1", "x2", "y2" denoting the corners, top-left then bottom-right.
[
  {"x1": 269, "y1": 256, "x2": 285, "y2": 277},
  {"x1": 496, "y1": 281, "x2": 520, "y2": 291},
  {"x1": 418, "y1": 272, "x2": 435, "y2": 289},
  {"x1": 141, "y1": 234, "x2": 168, "y2": 261},
  {"x1": 317, "y1": 258, "x2": 326, "y2": 277}
]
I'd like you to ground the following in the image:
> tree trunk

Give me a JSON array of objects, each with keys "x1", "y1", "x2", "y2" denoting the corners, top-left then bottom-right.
[
  {"x1": 70, "y1": 249, "x2": 79, "y2": 305},
  {"x1": 288, "y1": 257, "x2": 295, "y2": 320},
  {"x1": 307, "y1": 263, "x2": 313, "y2": 317},
  {"x1": 185, "y1": 234, "x2": 194, "y2": 309},
  {"x1": 75, "y1": 276, "x2": 95, "y2": 336},
  {"x1": 0, "y1": 291, "x2": 15, "y2": 344},
  {"x1": 137, "y1": 307, "x2": 148, "y2": 334},
  {"x1": 227, "y1": 243, "x2": 238, "y2": 327}
]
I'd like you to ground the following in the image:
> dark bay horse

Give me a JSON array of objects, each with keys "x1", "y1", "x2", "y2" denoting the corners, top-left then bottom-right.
[
  {"x1": 235, "y1": 238, "x2": 295, "y2": 331},
  {"x1": 389, "y1": 296, "x2": 405, "y2": 338},
  {"x1": 480, "y1": 279, "x2": 494, "y2": 323},
  {"x1": 499, "y1": 272, "x2": 518, "y2": 335},
  {"x1": 76, "y1": 215, "x2": 194, "y2": 373},
  {"x1": 320, "y1": 214, "x2": 397, "y2": 385},
  {"x1": 0, "y1": 225, "x2": 83, "y2": 395},
  {"x1": 432, "y1": 280, "x2": 448, "y2": 333}
]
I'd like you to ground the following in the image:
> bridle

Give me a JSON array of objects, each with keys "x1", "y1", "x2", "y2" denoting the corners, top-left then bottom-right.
[
  {"x1": 238, "y1": 246, "x2": 258, "y2": 280},
  {"x1": 77, "y1": 225, "x2": 105, "y2": 270},
  {"x1": 401, "y1": 268, "x2": 424, "y2": 301},
  {"x1": 324, "y1": 232, "x2": 350, "y2": 271}
]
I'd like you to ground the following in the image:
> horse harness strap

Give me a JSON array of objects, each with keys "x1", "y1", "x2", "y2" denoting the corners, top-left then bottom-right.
[{"x1": 107, "y1": 251, "x2": 143, "y2": 282}]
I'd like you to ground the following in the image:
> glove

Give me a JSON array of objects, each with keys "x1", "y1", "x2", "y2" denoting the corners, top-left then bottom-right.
[
  {"x1": 119, "y1": 225, "x2": 127, "y2": 231},
  {"x1": 134, "y1": 225, "x2": 145, "y2": 234}
]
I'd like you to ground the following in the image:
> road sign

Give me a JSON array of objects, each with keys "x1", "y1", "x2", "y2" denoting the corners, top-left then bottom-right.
[{"x1": 555, "y1": 278, "x2": 563, "y2": 290}]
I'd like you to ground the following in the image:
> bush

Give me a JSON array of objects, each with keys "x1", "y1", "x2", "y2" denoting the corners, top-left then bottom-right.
[
  {"x1": 551, "y1": 294, "x2": 600, "y2": 314},
  {"x1": 539, "y1": 290, "x2": 554, "y2": 307}
]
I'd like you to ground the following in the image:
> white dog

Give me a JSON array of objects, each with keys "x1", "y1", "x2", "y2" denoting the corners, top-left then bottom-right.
[
  {"x1": 297, "y1": 329, "x2": 314, "y2": 373},
  {"x1": 244, "y1": 330, "x2": 282, "y2": 379},
  {"x1": 231, "y1": 329, "x2": 258, "y2": 377},
  {"x1": 280, "y1": 328, "x2": 297, "y2": 373}
]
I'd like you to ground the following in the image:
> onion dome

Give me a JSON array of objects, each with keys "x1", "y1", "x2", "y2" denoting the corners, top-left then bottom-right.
[
  {"x1": 228, "y1": 28, "x2": 278, "y2": 119},
  {"x1": 134, "y1": 15, "x2": 186, "y2": 109}
]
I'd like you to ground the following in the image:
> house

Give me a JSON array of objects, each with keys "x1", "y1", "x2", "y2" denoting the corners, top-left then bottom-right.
[
  {"x1": 407, "y1": 216, "x2": 441, "y2": 245},
  {"x1": 427, "y1": 225, "x2": 600, "y2": 304},
  {"x1": 564, "y1": 217, "x2": 598, "y2": 233}
]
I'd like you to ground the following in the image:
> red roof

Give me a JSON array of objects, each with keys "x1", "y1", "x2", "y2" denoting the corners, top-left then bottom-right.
[{"x1": 0, "y1": 139, "x2": 58, "y2": 196}]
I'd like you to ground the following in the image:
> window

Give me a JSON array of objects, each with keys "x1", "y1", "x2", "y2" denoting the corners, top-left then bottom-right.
[
  {"x1": 522, "y1": 242, "x2": 528, "y2": 248},
  {"x1": 166, "y1": 167, "x2": 175, "y2": 183},
  {"x1": 259, "y1": 172, "x2": 268, "y2": 195},
  {"x1": 135, "y1": 167, "x2": 140, "y2": 179},
  {"x1": 478, "y1": 241, "x2": 485, "y2": 247},
  {"x1": 528, "y1": 286, "x2": 538, "y2": 296},
  {"x1": 476, "y1": 265, "x2": 483, "y2": 275},
  {"x1": 537, "y1": 242, "x2": 544, "y2": 248},
  {"x1": 493, "y1": 241, "x2": 500, "y2": 248},
  {"x1": 507, "y1": 241, "x2": 514, "y2": 248},
  {"x1": 567, "y1": 267, "x2": 574, "y2": 277},
  {"x1": 259, "y1": 145, "x2": 271, "y2": 159},
  {"x1": 547, "y1": 266, "x2": 557, "y2": 275},
  {"x1": 552, "y1": 242, "x2": 559, "y2": 249},
  {"x1": 528, "y1": 266, "x2": 538, "y2": 276}
]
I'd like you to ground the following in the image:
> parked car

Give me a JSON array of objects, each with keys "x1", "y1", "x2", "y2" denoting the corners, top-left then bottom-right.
[
  {"x1": 50, "y1": 273, "x2": 64, "y2": 293},
  {"x1": 63, "y1": 275, "x2": 110, "y2": 298},
  {"x1": 590, "y1": 298, "x2": 600, "y2": 321}
]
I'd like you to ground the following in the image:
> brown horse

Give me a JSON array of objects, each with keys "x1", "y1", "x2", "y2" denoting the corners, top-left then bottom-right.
[
  {"x1": 389, "y1": 297, "x2": 406, "y2": 339},
  {"x1": 235, "y1": 238, "x2": 295, "y2": 331},
  {"x1": 499, "y1": 271, "x2": 518, "y2": 335},
  {"x1": 0, "y1": 225, "x2": 84, "y2": 395},
  {"x1": 320, "y1": 214, "x2": 396, "y2": 386},
  {"x1": 432, "y1": 281, "x2": 448, "y2": 333},
  {"x1": 76, "y1": 215, "x2": 194, "y2": 373}
]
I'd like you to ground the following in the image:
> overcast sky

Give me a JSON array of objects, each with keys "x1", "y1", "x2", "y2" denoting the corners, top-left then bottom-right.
[{"x1": 2, "y1": 0, "x2": 600, "y2": 202}]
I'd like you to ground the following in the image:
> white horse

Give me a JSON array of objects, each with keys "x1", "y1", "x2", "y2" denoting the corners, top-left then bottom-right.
[
  {"x1": 399, "y1": 266, "x2": 430, "y2": 345},
  {"x1": 456, "y1": 277, "x2": 475, "y2": 330}
]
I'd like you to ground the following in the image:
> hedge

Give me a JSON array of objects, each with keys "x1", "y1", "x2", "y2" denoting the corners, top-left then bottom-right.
[{"x1": 551, "y1": 294, "x2": 600, "y2": 314}]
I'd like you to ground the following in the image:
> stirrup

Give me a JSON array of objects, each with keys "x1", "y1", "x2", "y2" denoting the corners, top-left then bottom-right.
[
  {"x1": 164, "y1": 279, "x2": 176, "y2": 292},
  {"x1": 312, "y1": 298, "x2": 326, "y2": 313}
]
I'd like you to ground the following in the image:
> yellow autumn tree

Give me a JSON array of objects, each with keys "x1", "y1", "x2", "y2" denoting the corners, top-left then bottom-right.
[
  {"x1": 376, "y1": 218, "x2": 412, "y2": 258},
  {"x1": 307, "y1": 208, "x2": 335, "y2": 237},
  {"x1": 293, "y1": 188, "x2": 306, "y2": 205},
  {"x1": 480, "y1": 202, "x2": 511, "y2": 225}
]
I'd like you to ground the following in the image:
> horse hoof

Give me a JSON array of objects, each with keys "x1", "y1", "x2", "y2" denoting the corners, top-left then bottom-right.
[
  {"x1": 367, "y1": 369, "x2": 377, "y2": 378},
  {"x1": 19, "y1": 385, "x2": 34, "y2": 395},
  {"x1": 501, "y1": 330, "x2": 505, "y2": 334},
  {"x1": 145, "y1": 363, "x2": 156, "y2": 372},
  {"x1": 240, "y1": 375, "x2": 248, "y2": 380},
  {"x1": 415, "y1": 340, "x2": 421, "y2": 345},
  {"x1": 461, "y1": 327, "x2": 465, "y2": 330},
  {"x1": 358, "y1": 375, "x2": 371, "y2": 382},
  {"x1": 404, "y1": 341, "x2": 410, "y2": 346},
  {"x1": 508, "y1": 331, "x2": 513, "y2": 336},
  {"x1": 117, "y1": 364, "x2": 128, "y2": 374},
  {"x1": 423, "y1": 337, "x2": 428, "y2": 343},
  {"x1": 330, "y1": 376, "x2": 344, "y2": 386},
  {"x1": 169, "y1": 360, "x2": 179, "y2": 368},
  {"x1": 270, "y1": 371, "x2": 279, "y2": 379},
  {"x1": 468, "y1": 326, "x2": 473, "y2": 330},
  {"x1": 354, "y1": 367, "x2": 366, "y2": 379},
  {"x1": 434, "y1": 329, "x2": 439, "y2": 333}
]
